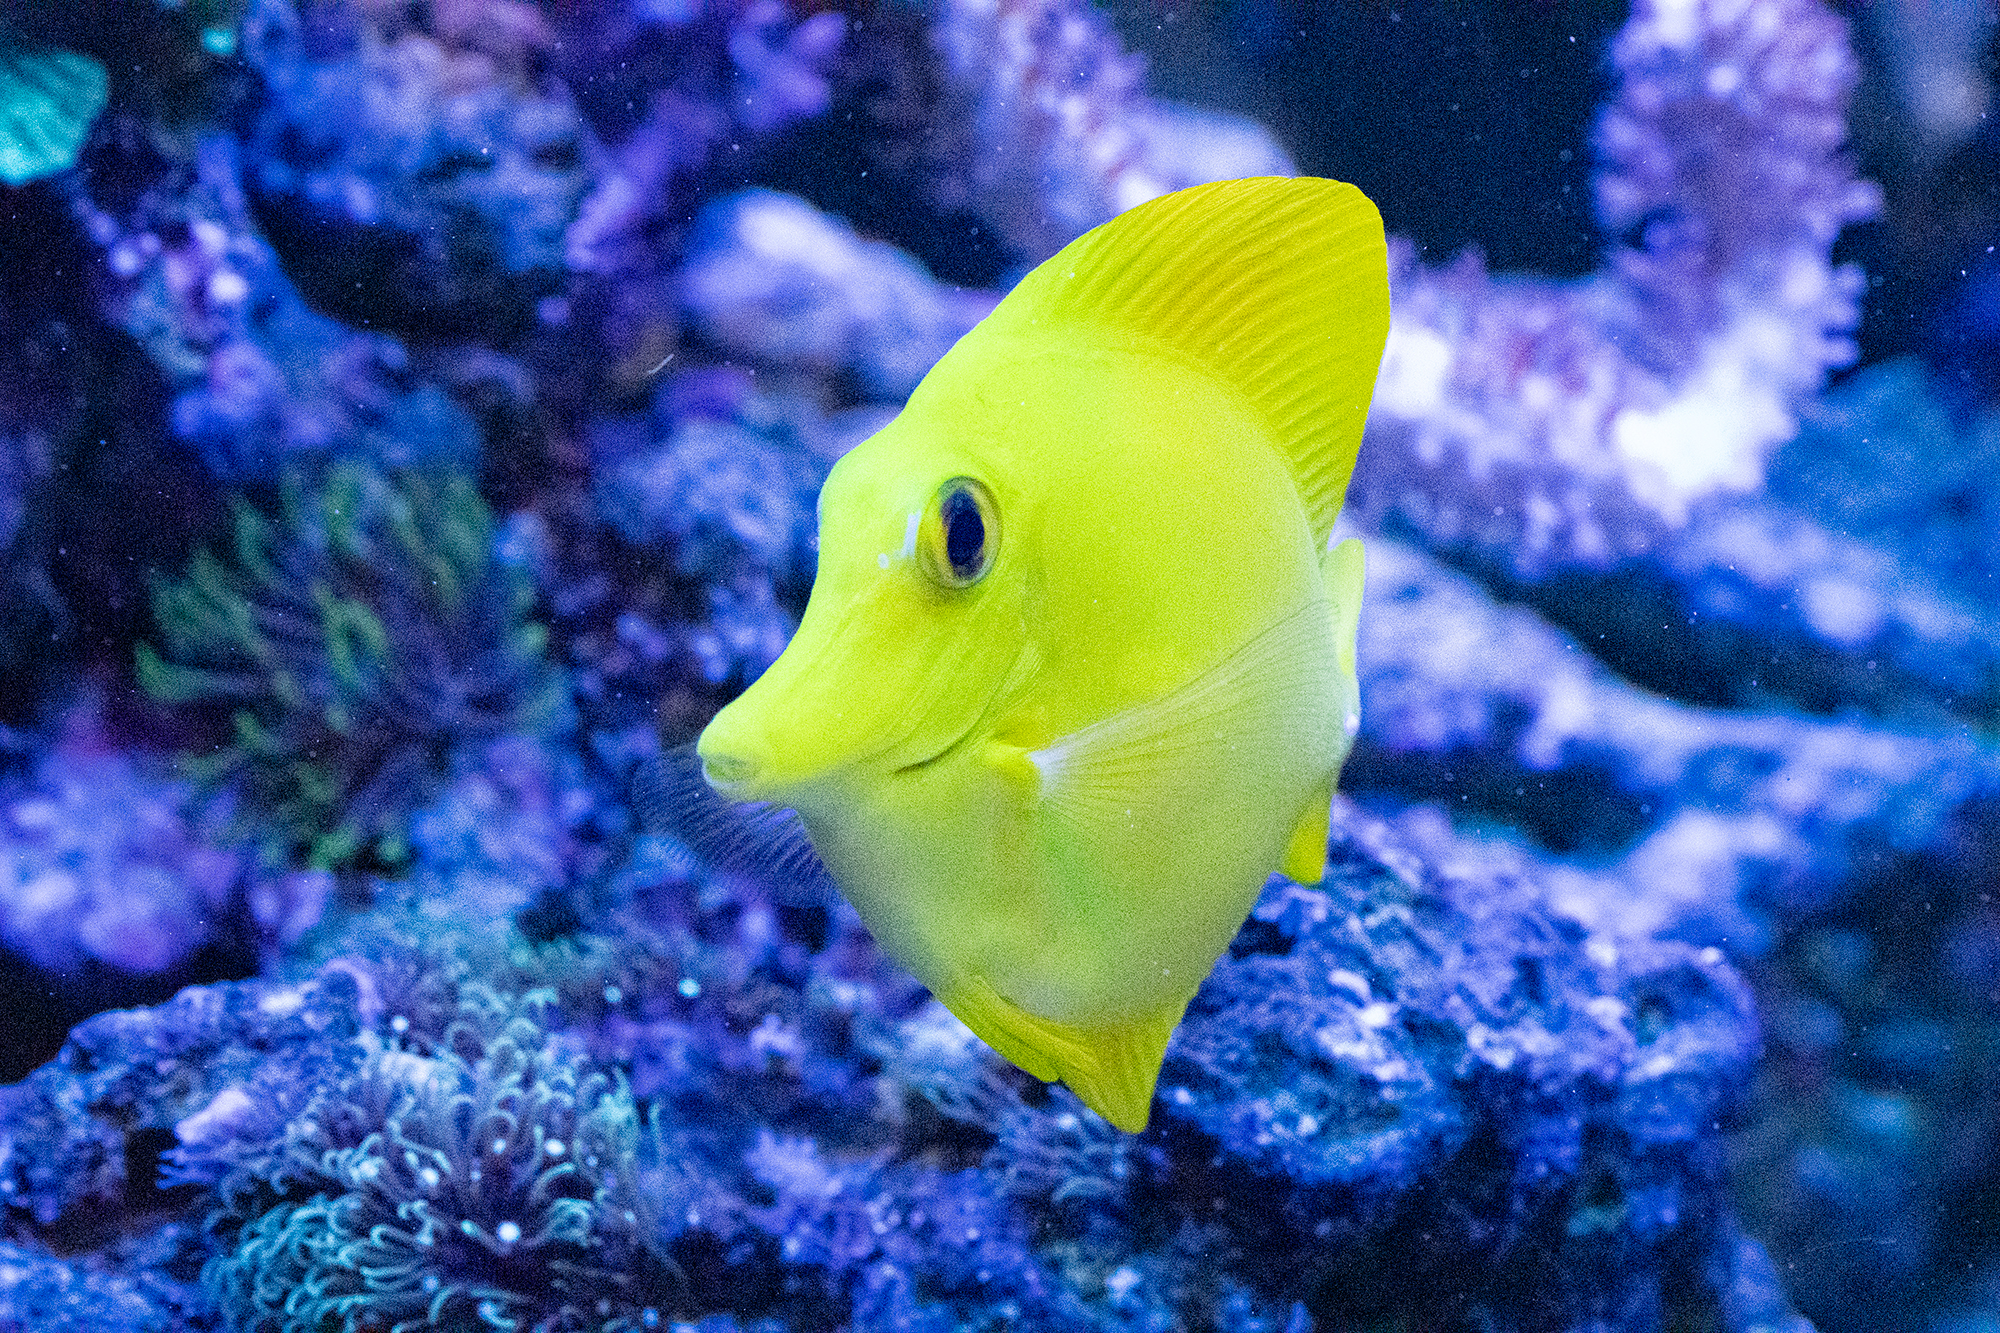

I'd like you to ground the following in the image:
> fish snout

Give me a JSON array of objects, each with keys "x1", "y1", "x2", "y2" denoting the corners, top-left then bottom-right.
[
  {"x1": 695, "y1": 708, "x2": 768, "y2": 799},
  {"x1": 699, "y1": 748, "x2": 758, "y2": 792}
]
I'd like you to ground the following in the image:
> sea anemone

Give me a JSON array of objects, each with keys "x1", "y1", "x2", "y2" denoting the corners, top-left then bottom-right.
[
  {"x1": 207, "y1": 988, "x2": 675, "y2": 1333},
  {"x1": 138, "y1": 462, "x2": 567, "y2": 870}
]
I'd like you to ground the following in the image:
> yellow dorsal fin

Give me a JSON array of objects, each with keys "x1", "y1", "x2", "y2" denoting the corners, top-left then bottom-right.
[
  {"x1": 938, "y1": 973, "x2": 1188, "y2": 1132},
  {"x1": 981, "y1": 176, "x2": 1390, "y2": 543}
]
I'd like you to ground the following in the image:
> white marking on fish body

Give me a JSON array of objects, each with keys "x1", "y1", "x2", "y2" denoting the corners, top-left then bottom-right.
[{"x1": 900, "y1": 511, "x2": 920, "y2": 559}]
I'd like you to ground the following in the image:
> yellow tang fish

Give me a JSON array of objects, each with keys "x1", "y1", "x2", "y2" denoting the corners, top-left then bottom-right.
[{"x1": 697, "y1": 176, "x2": 1390, "y2": 1130}]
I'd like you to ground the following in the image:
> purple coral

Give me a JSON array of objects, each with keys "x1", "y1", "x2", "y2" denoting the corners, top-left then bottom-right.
[
  {"x1": 1350, "y1": 537, "x2": 2000, "y2": 950},
  {"x1": 73, "y1": 136, "x2": 477, "y2": 481},
  {"x1": 680, "y1": 189, "x2": 997, "y2": 400},
  {"x1": 934, "y1": 0, "x2": 1294, "y2": 262},
  {"x1": 396, "y1": 734, "x2": 605, "y2": 921},
  {"x1": 0, "y1": 702, "x2": 327, "y2": 979},
  {"x1": 728, "y1": 0, "x2": 846, "y2": 134},
  {"x1": 239, "y1": 0, "x2": 592, "y2": 338},
  {"x1": 1351, "y1": 0, "x2": 1881, "y2": 572},
  {"x1": 0, "y1": 0, "x2": 1983, "y2": 1329},
  {"x1": 583, "y1": 382, "x2": 888, "y2": 691}
]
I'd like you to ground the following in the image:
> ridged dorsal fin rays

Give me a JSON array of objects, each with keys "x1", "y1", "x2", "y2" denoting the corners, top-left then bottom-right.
[
  {"x1": 693, "y1": 178, "x2": 1392, "y2": 1133},
  {"x1": 973, "y1": 176, "x2": 1391, "y2": 543}
]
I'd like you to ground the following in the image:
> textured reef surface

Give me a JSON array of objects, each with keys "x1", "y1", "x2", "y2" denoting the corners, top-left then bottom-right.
[{"x1": 1, "y1": 0, "x2": 1996, "y2": 1330}]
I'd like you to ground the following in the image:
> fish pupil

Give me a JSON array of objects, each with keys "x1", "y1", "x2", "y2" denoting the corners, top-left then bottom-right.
[{"x1": 942, "y1": 487, "x2": 985, "y2": 576}]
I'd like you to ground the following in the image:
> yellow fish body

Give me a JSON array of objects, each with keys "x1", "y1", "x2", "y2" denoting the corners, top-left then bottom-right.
[{"x1": 697, "y1": 176, "x2": 1390, "y2": 1130}]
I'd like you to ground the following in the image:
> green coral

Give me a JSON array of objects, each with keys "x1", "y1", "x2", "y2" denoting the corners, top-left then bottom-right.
[
  {"x1": 0, "y1": 30, "x2": 107, "y2": 185},
  {"x1": 171, "y1": 0, "x2": 248, "y2": 56},
  {"x1": 139, "y1": 462, "x2": 567, "y2": 870},
  {"x1": 207, "y1": 988, "x2": 678, "y2": 1333}
]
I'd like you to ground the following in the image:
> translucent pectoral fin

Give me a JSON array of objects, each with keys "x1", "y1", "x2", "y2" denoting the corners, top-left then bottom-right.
[
  {"x1": 937, "y1": 973, "x2": 1187, "y2": 1132},
  {"x1": 1280, "y1": 772, "x2": 1334, "y2": 884},
  {"x1": 1027, "y1": 598, "x2": 1328, "y2": 830}
]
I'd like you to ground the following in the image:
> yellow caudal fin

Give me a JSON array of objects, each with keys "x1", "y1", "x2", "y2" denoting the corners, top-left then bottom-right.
[
  {"x1": 976, "y1": 177, "x2": 1390, "y2": 544},
  {"x1": 938, "y1": 973, "x2": 1188, "y2": 1132},
  {"x1": 1281, "y1": 772, "x2": 1334, "y2": 884}
]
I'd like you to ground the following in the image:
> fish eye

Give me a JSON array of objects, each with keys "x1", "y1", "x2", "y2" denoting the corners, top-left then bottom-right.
[{"x1": 919, "y1": 477, "x2": 999, "y2": 588}]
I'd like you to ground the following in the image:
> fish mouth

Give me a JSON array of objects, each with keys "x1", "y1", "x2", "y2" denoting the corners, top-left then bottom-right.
[{"x1": 700, "y1": 751, "x2": 758, "y2": 794}]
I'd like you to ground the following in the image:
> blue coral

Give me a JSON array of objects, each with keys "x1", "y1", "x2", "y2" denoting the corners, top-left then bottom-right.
[
  {"x1": 1351, "y1": 0, "x2": 1879, "y2": 572},
  {"x1": 679, "y1": 190, "x2": 996, "y2": 401},
  {"x1": 240, "y1": 0, "x2": 592, "y2": 339},
  {"x1": 72, "y1": 134, "x2": 480, "y2": 483},
  {"x1": 585, "y1": 384, "x2": 886, "y2": 692},
  {"x1": 0, "y1": 701, "x2": 332, "y2": 983}
]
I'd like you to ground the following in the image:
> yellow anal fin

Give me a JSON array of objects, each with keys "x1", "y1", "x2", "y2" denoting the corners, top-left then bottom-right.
[
  {"x1": 937, "y1": 973, "x2": 1188, "y2": 1132},
  {"x1": 980, "y1": 739, "x2": 1041, "y2": 804},
  {"x1": 1281, "y1": 771, "x2": 1334, "y2": 884}
]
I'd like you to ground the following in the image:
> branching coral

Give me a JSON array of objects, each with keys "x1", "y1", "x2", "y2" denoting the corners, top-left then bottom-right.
[
  {"x1": 138, "y1": 462, "x2": 567, "y2": 870},
  {"x1": 679, "y1": 189, "x2": 998, "y2": 402},
  {"x1": 1350, "y1": 0, "x2": 1881, "y2": 572},
  {"x1": 0, "y1": 0, "x2": 1982, "y2": 1329},
  {"x1": 1604, "y1": 356, "x2": 2000, "y2": 730},
  {"x1": 933, "y1": 0, "x2": 1293, "y2": 264},
  {"x1": 1348, "y1": 536, "x2": 2000, "y2": 950}
]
